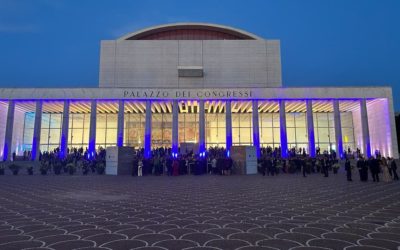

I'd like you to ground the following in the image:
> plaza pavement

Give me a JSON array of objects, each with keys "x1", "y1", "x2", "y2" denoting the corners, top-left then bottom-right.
[{"x1": 0, "y1": 172, "x2": 400, "y2": 250}]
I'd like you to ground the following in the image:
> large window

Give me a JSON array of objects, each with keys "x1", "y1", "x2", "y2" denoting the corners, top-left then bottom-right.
[
  {"x1": 22, "y1": 112, "x2": 35, "y2": 153},
  {"x1": 40, "y1": 113, "x2": 62, "y2": 152},
  {"x1": 179, "y1": 113, "x2": 199, "y2": 144},
  {"x1": 232, "y1": 113, "x2": 252, "y2": 146},
  {"x1": 68, "y1": 113, "x2": 90, "y2": 150},
  {"x1": 259, "y1": 113, "x2": 280, "y2": 149},
  {"x1": 341, "y1": 112, "x2": 356, "y2": 152},
  {"x1": 96, "y1": 113, "x2": 117, "y2": 149},
  {"x1": 205, "y1": 113, "x2": 226, "y2": 148},
  {"x1": 152, "y1": 113, "x2": 172, "y2": 148},
  {"x1": 124, "y1": 113, "x2": 145, "y2": 148},
  {"x1": 313, "y1": 112, "x2": 336, "y2": 152},
  {"x1": 286, "y1": 112, "x2": 308, "y2": 151}
]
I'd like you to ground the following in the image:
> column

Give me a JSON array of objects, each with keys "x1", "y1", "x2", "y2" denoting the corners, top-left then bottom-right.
[
  {"x1": 360, "y1": 98, "x2": 371, "y2": 158},
  {"x1": 88, "y1": 99, "x2": 97, "y2": 157},
  {"x1": 3, "y1": 100, "x2": 15, "y2": 161},
  {"x1": 31, "y1": 100, "x2": 42, "y2": 161},
  {"x1": 117, "y1": 100, "x2": 124, "y2": 147},
  {"x1": 60, "y1": 100, "x2": 70, "y2": 158},
  {"x1": 306, "y1": 100, "x2": 316, "y2": 158},
  {"x1": 199, "y1": 100, "x2": 205, "y2": 154},
  {"x1": 252, "y1": 100, "x2": 260, "y2": 158},
  {"x1": 144, "y1": 100, "x2": 152, "y2": 159},
  {"x1": 333, "y1": 100, "x2": 343, "y2": 159},
  {"x1": 279, "y1": 100, "x2": 288, "y2": 158},
  {"x1": 172, "y1": 100, "x2": 179, "y2": 156},
  {"x1": 225, "y1": 100, "x2": 232, "y2": 154}
]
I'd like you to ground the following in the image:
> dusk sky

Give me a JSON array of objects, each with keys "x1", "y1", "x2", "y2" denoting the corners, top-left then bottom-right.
[{"x1": 1, "y1": 0, "x2": 399, "y2": 110}]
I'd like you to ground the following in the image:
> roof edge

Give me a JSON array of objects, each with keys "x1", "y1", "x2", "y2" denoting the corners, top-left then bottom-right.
[{"x1": 116, "y1": 22, "x2": 264, "y2": 41}]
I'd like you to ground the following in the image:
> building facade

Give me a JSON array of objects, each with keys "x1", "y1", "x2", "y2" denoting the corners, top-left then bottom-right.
[{"x1": 0, "y1": 23, "x2": 398, "y2": 160}]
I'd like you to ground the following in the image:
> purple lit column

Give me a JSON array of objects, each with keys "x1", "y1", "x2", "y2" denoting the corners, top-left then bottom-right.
[
  {"x1": 60, "y1": 100, "x2": 70, "y2": 158},
  {"x1": 117, "y1": 100, "x2": 124, "y2": 147},
  {"x1": 360, "y1": 99, "x2": 371, "y2": 158},
  {"x1": 172, "y1": 100, "x2": 179, "y2": 156},
  {"x1": 88, "y1": 100, "x2": 97, "y2": 156},
  {"x1": 252, "y1": 100, "x2": 260, "y2": 158},
  {"x1": 225, "y1": 100, "x2": 232, "y2": 153},
  {"x1": 3, "y1": 100, "x2": 15, "y2": 161},
  {"x1": 333, "y1": 100, "x2": 343, "y2": 159},
  {"x1": 279, "y1": 100, "x2": 288, "y2": 158},
  {"x1": 31, "y1": 100, "x2": 42, "y2": 161},
  {"x1": 199, "y1": 100, "x2": 205, "y2": 154},
  {"x1": 306, "y1": 100, "x2": 316, "y2": 157},
  {"x1": 144, "y1": 100, "x2": 152, "y2": 158}
]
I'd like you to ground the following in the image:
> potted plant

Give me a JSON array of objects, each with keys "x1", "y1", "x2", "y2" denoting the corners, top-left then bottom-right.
[
  {"x1": 66, "y1": 163, "x2": 75, "y2": 175},
  {"x1": 82, "y1": 163, "x2": 89, "y2": 175},
  {"x1": 0, "y1": 163, "x2": 5, "y2": 175},
  {"x1": 9, "y1": 164, "x2": 20, "y2": 175},
  {"x1": 96, "y1": 161, "x2": 105, "y2": 175},
  {"x1": 27, "y1": 166, "x2": 33, "y2": 175},
  {"x1": 40, "y1": 162, "x2": 49, "y2": 175},
  {"x1": 332, "y1": 161, "x2": 340, "y2": 174}
]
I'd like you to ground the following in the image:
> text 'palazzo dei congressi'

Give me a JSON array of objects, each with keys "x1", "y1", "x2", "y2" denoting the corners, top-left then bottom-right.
[{"x1": 0, "y1": 23, "x2": 398, "y2": 160}]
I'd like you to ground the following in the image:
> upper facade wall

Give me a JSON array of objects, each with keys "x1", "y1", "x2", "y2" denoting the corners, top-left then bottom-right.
[{"x1": 99, "y1": 40, "x2": 282, "y2": 88}]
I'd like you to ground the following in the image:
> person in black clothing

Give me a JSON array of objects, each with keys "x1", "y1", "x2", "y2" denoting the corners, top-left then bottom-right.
[
  {"x1": 166, "y1": 157, "x2": 173, "y2": 176},
  {"x1": 322, "y1": 158, "x2": 329, "y2": 177},
  {"x1": 369, "y1": 157, "x2": 380, "y2": 182},
  {"x1": 132, "y1": 157, "x2": 138, "y2": 176},
  {"x1": 302, "y1": 159, "x2": 307, "y2": 177},
  {"x1": 345, "y1": 158, "x2": 352, "y2": 181},
  {"x1": 390, "y1": 158, "x2": 399, "y2": 180},
  {"x1": 357, "y1": 158, "x2": 367, "y2": 181},
  {"x1": 265, "y1": 158, "x2": 272, "y2": 176}
]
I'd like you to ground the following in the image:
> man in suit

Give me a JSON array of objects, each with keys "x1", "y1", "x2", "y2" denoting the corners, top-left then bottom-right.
[
  {"x1": 345, "y1": 158, "x2": 352, "y2": 181},
  {"x1": 370, "y1": 157, "x2": 380, "y2": 182}
]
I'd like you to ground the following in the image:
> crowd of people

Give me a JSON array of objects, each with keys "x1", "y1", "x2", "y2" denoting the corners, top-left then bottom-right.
[{"x1": 7, "y1": 145, "x2": 399, "y2": 183}]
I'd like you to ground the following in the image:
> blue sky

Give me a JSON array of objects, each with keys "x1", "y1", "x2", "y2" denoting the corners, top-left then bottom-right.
[{"x1": 1, "y1": 0, "x2": 400, "y2": 110}]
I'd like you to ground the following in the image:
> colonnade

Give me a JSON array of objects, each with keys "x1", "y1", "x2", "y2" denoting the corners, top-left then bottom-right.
[{"x1": 2, "y1": 99, "x2": 372, "y2": 161}]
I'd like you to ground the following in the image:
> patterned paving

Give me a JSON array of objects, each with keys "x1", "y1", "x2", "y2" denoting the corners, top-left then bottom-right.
[{"x1": 0, "y1": 173, "x2": 400, "y2": 250}]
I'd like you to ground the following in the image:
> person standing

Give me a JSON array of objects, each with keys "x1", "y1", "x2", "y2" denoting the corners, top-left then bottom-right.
[
  {"x1": 380, "y1": 157, "x2": 392, "y2": 182},
  {"x1": 390, "y1": 158, "x2": 399, "y2": 180},
  {"x1": 370, "y1": 157, "x2": 380, "y2": 182},
  {"x1": 138, "y1": 158, "x2": 143, "y2": 177},
  {"x1": 345, "y1": 158, "x2": 352, "y2": 181}
]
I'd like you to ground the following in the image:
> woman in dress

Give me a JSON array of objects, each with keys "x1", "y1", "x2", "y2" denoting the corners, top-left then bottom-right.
[{"x1": 380, "y1": 157, "x2": 392, "y2": 182}]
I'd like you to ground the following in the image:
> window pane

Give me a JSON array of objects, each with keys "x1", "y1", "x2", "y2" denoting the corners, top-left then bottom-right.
[
  {"x1": 49, "y1": 129, "x2": 60, "y2": 144},
  {"x1": 50, "y1": 114, "x2": 62, "y2": 128}
]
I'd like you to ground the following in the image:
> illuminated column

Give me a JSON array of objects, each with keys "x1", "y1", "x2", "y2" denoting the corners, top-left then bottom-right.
[
  {"x1": 31, "y1": 100, "x2": 42, "y2": 161},
  {"x1": 3, "y1": 100, "x2": 15, "y2": 161},
  {"x1": 60, "y1": 100, "x2": 70, "y2": 158},
  {"x1": 144, "y1": 100, "x2": 152, "y2": 158},
  {"x1": 88, "y1": 99, "x2": 97, "y2": 156},
  {"x1": 199, "y1": 100, "x2": 205, "y2": 154},
  {"x1": 360, "y1": 98, "x2": 371, "y2": 157},
  {"x1": 252, "y1": 100, "x2": 260, "y2": 158},
  {"x1": 117, "y1": 100, "x2": 124, "y2": 147},
  {"x1": 172, "y1": 100, "x2": 179, "y2": 156},
  {"x1": 306, "y1": 100, "x2": 316, "y2": 157},
  {"x1": 333, "y1": 100, "x2": 343, "y2": 159},
  {"x1": 279, "y1": 100, "x2": 288, "y2": 158},
  {"x1": 225, "y1": 100, "x2": 232, "y2": 153}
]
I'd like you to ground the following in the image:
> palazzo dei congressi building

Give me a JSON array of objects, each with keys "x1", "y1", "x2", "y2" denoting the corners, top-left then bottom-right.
[{"x1": 0, "y1": 23, "x2": 398, "y2": 160}]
